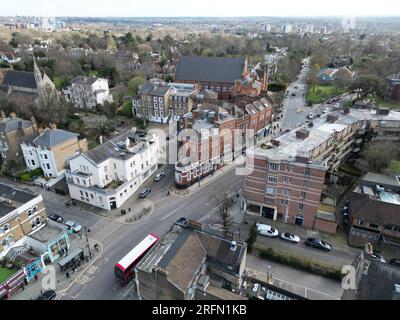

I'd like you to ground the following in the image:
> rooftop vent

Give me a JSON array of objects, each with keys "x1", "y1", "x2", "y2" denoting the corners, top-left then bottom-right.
[
  {"x1": 376, "y1": 108, "x2": 390, "y2": 116},
  {"x1": 296, "y1": 129, "x2": 310, "y2": 140},
  {"x1": 230, "y1": 240, "x2": 237, "y2": 252},
  {"x1": 327, "y1": 114, "x2": 339, "y2": 123}
]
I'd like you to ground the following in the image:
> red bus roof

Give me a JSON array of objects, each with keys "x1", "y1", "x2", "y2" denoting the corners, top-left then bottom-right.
[{"x1": 115, "y1": 234, "x2": 159, "y2": 271}]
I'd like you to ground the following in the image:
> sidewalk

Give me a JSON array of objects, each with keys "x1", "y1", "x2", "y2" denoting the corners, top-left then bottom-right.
[
  {"x1": 169, "y1": 156, "x2": 244, "y2": 197},
  {"x1": 9, "y1": 234, "x2": 102, "y2": 300}
]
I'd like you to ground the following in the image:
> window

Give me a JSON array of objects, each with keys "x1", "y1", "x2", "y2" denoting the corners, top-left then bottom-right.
[
  {"x1": 1, "y1": 239, "x2": 7, "y2": 247},
  {"x1": 281, "y1": 200, "x2": 288, "y2": 206},
  {"x1": 300, "y1": 192, "x2": 306, "y2": 199},
  {"x1": 267, "y1": 176, "x2": 277, "y2": 183},
  {"x1": 80, "y1": 190, "x2": 83, "y2": 196},
  {"x1": 44, "y1": 154, "x2": 48, "y2": 160},
  {"x1": 302, "y1": 180, "x2": 310, "y2": 188},
  {"x1": 7, "y1": 235, "x2": 13, "y2": 244},
  {"x1": 269, "y1": 163, "x2": 279, "y2": 171},
  {"x1": 285, "y1": 165, "x2": 293, "y2": 172},
  {"x1": 266, "y1": 187, "x2": 276, "y2": 194},
  {"x1": 31, "y1": 160, "x2": 35, "y2": 166},
  {"x1": 369, "y1": 223, "x2": 379, "y2": 229},
  {"x1": 282, "y1": 188, "x2": 291, "y2": 196},
  {"x1": 265, "y1": 198, "x2": 274, "y2": 205},
  {"x1": 356, "y1": 219, "x2": 364, "y2": 226},
  {"x1": 46, "y1": 163, "x2": 50, "y2": 170},
  {"x1": 2, "y1": 224, "x2": 9, "y2": 233},
  {"x1": 27, "y1": 209, "x2": 33, "y2": 217},
  {"x1": 304, "y1": 168, "x2": 310, "y2": 176},
  {"x1": 85, "y1": 192, "x2": 89, "y2": 197},
  {"x1": 298, "y1": 203, "x2": 304, "y2": 210},
  {"x1": 283, "y1": 176, "x2": 292, "y2": 183}
]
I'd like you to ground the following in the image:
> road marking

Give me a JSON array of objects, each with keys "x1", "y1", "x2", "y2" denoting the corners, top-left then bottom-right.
[{"x1": 160, "y1": 202, "x2": 190, "y2": 221}]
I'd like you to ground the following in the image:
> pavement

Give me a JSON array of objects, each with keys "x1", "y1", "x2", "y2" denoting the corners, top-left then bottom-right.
[{"x1": 9, "y1": 233, "x2": 102, "y2": 300}]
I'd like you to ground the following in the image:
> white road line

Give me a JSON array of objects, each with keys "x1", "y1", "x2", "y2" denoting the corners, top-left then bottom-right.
[{"x1": 160, "y1": 202, "x2": 190, "y2": 221}]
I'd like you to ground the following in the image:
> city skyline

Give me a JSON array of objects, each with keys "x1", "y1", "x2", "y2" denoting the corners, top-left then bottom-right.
[{"x1": 2, "y1": 0, "x2": 400, "y2": 18}]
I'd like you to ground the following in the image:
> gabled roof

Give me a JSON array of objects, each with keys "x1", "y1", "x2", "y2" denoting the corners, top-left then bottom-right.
[
  {"x1": 2, "y1": 70, "x2": 37, "y2": 89},
  {"x1": 33, "y1": 129, "x2": 79, "y2": 149},
  {"x1": 175, "y1": 56, "x2": 246, "y2": 83},
  {"x1": 71, "y1": 76, "x2": 101, "y2": 86},
  {"x1": 0, "y1": 118, "x2": 32, "y2": 133}
]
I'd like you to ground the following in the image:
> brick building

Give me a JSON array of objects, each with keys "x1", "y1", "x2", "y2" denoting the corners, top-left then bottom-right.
[
  {"x1": 174, "y1": 56, "x2": 249, "y2": 100},
  {"x1": 242, "y1": 108, "x2": 400, "y2": 232},
  {"x1": 0, "y1": 112, "x2": 38, "y2": 164},
  {"x1": 0, "y1": 183, "x2": 47, "y2": 258}
]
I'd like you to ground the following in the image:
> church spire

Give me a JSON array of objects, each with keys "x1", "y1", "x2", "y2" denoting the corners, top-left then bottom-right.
[{"x1": 33, "y1": 58, "x2": 42, "y2": 85}]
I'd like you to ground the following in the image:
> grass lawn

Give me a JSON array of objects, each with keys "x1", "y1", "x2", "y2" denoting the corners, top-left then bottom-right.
[
  {"x1": 0, "y1": 266, "x2": 17, "y2": 283},
  {"x1": 307, "y1": 85, "x2": 346, "y2": 105},
  {"x1": 372, "y1": 95, "x2": 400, "y2": 110},
  {"x1": 89, "y1": 70, "x2": 99, "y2": 77}
]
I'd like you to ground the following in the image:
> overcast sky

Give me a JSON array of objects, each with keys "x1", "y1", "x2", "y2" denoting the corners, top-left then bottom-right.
[{"x1": 2, "y1": 0, "x2": 400, "y2": 17}]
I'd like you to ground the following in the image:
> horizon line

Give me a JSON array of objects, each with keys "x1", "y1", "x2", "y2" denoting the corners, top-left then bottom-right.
[{"x1": 2, "y1": 15, "x2": 400, "y2": 18}]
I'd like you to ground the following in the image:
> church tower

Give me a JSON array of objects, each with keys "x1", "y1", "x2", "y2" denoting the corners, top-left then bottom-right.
[{"x1": 33, "y1": 58, "x2": 43, "y2": 87}]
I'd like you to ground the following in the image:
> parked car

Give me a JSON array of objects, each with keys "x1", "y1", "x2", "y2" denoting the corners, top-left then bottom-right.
[
  {"x1": 390, "y1": 258, "x2": 400, "y2": 268},
  {"x1": 370, "y1": 253, "x2": 386, "y2": 263},
  {"x1": 154, "y1": 172, "x2": 165, "y2": 182},
  {"x1": 322, "y1": 107, "x2": 330, "y2": 113},
  {"x1": 305, "y1": 238, "x2": 332, "y2": 251},
  {"x1": 291, "y1": 93, "x2": 296, "y2": 97},
  {"x1": 139, "y1": 188, "x2": 151, "y2": 199},
  {"x1": 175, "y1": 217, "x2": 188, "y2": 227},
  {"x1": 36, "y1": 290, "x2": 56, "y2": 300},
  {"x1": 280, "y1": 232, "x2": 300, "y2": 244},
  {"x1": 65, "y1": 220, "x2": 82, "y2": 233},
  {"x1": 307, "y1": 112, "x2": 314, "y2": 119},
  {"x1": 48, "y1": 213, "x2": 64, "y2": 224},
  {"x1": 257, "y1": 224, "x2": 279, "y2": 237}
]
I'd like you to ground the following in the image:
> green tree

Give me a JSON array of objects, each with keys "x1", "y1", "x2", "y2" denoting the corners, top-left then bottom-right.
[{"x1": 127, "y1": 76, "x2": 146, "y2": 95}]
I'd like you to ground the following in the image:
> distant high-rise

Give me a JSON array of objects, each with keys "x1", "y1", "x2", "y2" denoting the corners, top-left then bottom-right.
[
  {"x1": 342, "y1": 16, "x2": 356, "y2": 32},
  {"x1": 320, "y1": 26, "x2": 327, "y2": 35},
  {"x1": 306, "y1": 24, "x2": 314, "y2": 33},
  {"x1": 283, "y1": 24, "x2": 292, "y2": 33},
  {"x1": 265, "y1": 24, "x2": 271, "y2": 32}
]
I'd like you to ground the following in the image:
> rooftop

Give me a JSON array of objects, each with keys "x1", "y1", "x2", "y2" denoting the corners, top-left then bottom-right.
[
  {"x1": 71, "y1": 76, "x2": 103, "y2": 86},
  {"x1": 28, "y1": 220, "x2": 67, "y2": 244},
  {"x1": 0, "y1": 183, "x2": 37, "y2": 219},
  {"x1": 0, "y1": 117, "x2": 33, "y2": 133},
  {"x1": 83, "y1": 129, "x2": 155, "y2": 165},
  {"x1": 175, "y1": 56, "x2": 246, "y2": 83},
  {"x1": 250, "y1": 108, "x2": 400, "y2": 163},
  {"x1": 2, "y1": 70, "x2": 37, "y2": 90},
  {"x1": 32, "y1": 129, "x2": 79, "y2": 149}
]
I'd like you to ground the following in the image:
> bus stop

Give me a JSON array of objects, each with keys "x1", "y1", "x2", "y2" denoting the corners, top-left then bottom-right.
[{"x1": 57, "y1": 247, "x2": 85, "y2": 272}]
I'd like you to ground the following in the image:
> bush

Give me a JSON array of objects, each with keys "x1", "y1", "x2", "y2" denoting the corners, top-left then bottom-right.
[
  {"x1": 20, "y1": 173, "x2": 31, "y2": 181},
  {"x1": 258, "y1": 247, "x2": 343, "y2": 281},
  {"x1": 246, "y1": 222, "x2": 258, "y2": 253}
]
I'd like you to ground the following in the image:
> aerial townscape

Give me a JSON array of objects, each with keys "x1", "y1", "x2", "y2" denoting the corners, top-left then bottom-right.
[{"x1": 1, "y1": 0, "x2": 400, "y2": 305}]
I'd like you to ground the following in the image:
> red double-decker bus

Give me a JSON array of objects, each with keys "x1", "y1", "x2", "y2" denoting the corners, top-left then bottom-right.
[{"x1": 114, "y1": 234, "x2": 159, "y2": 285}]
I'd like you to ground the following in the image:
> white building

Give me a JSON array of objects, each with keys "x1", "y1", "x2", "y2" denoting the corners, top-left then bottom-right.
[
  {"x1": 21, "y1": 127, "x2": 87, "y2": 179},
  {"x1": 342, "y1": 16, "x2": 356, "y2": 33},
  {"x1": 283, "y1": 24, "x2": 292, "y2": 33},
  {"x1": 66, "y1": 129, "x2": 160, "y2": 210},
  {"x1": 67, "y1": 76, "x2": 113, "y2": 110}
]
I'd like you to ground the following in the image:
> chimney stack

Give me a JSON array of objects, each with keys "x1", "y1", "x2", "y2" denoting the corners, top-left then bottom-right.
[
  {"x1": 50, "y1": 123, "x2": 57, "y2": 130},
  {"x1": 0, "y1": 110, "x2": 6, "y2": 119},
  {"x1": 30, "y1": 116, "x2": 37, "y2": 131},
  {"x1": 37, "y1": 127, "x2": 45, "y2": 135},
  {"x1": 9, "y1": 112, "x2": 17, "y2": 119}
]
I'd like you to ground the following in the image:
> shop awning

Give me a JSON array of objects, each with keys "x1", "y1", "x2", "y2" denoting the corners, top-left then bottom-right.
[{"x1": 57, "y1": 248, "x2": 84, "y2": 268}]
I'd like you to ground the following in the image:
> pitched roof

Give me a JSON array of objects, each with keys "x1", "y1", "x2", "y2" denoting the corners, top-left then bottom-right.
[
  {"x1": 349, "y1": 192, "x2": 400, "y2": 225},
  {"x1": 0, "y1": 118, "x2": 32, "y2": 133},
  {"x1": 2, "y1": 70, "x2": 37, "y2": 89},
  {"x1": 175, "y1": 56, "x2": 246, "y2": 83},
  {"x1": 71, "y1": 76, "x2": 101, "y2": 86},
  {"x1": 33, "y1": 129, "x2": 79, "y2": 149}
]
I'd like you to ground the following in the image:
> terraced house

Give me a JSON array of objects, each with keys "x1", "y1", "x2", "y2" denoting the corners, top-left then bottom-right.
[
  {"x1": 242, "y1": 107, "x2": 400, "y2": 233},
  {"x1": 0, "y1": 184, "x2": 47, "y2": 258}
]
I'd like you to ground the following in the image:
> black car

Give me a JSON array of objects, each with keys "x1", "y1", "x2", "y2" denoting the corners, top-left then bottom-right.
[
  {"x1": 390, "y1": 258, "x2": 400, "y2": 268},
  {"x1": 305, "y1": 238, "x2": 332, "y2": 251},
  {"x1": 36, "y1": 290, "x2": 56, "y2": 300},
  {"x1": 48, "y1": 213, "x2": 64, "y2": 224},
  {"x1": 175, "y1": 217, "x2": 188, "y2": 227},
  {"x1": 139, "y1": 188, "x2": 151, "y2": 199}
]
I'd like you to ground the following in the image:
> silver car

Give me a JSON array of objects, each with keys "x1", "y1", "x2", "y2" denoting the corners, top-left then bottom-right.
[{"x1": 65, "y1": 220, "x2": 82, "y2": 233}]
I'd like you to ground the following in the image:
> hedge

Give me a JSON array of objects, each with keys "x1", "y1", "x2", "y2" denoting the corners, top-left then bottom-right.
[
  {"x1": 258, "y1": 247, "x2": 343, "y2": 281},
  {"x1": 246, "y1": 222, "x2": 258, "y2": 253}
]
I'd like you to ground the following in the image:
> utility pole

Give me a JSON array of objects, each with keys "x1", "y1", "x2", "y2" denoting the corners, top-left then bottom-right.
[{"x1": 84, "y1": 227, "x2": 92, "y2": 260}]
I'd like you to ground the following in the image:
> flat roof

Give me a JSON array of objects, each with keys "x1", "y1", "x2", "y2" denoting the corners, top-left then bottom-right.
[
  {"x1": 0, "y1": 183, "x2": 38, "y2": 218},
  {"x1": 29, "y1": 220, "x2": 67, "y2": 243},
  {"x1": 250, "y1": 108, "x2": 400, "y2": 162}
]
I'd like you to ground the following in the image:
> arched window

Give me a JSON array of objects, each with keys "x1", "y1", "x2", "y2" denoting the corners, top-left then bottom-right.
[
  {"x1": 7, "y1": 235, "x2": 13, "y2": 244},
  {"x1": 32, "y1": 206, "x2": 38, "y2": 213},
  {"x1": 1, "y1": 238, "x2": 7, "y2": 247},
  {"x1": 27, "y1": 209, "x2": 33, "y2": 217},
  {"x1": 2, "y1": 224, "x2": 9, "y2": 233}
]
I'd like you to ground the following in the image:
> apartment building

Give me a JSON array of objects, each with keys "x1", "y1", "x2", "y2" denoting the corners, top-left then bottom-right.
[
  {"x1": 242, "y1": 107, "x2": 400, "y2": 232},
  {"x1": 0, "y1": 183, "x2": 47, "y2": 258},
  {"x1": 66, "y1": 76, "x2": 113, "y2": 110},
  {"x1": 66, "y1": 129, "x2": 160, "y2": 210},
  {"x1": 0, "y1": 112, "x2": 37, "y2": 163},
  {"x1": 21, "y1": 126, "x2": 88, "y2": 178},
  {"x1": 385, "y1": 73, "x2": 400, "y2": 104},
  {"x1": 175, "y1": 98, "x2": 273, "y2": 188},
  {"x1": 132, "y1": 79, "x2": 198, "y2": 123}
]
